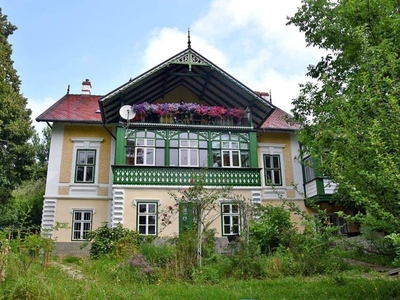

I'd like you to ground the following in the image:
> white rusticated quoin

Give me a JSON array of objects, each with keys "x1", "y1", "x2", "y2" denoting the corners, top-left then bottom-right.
[
  {"x1": 111, "y1": 189, "x2": 124, "y2": 227},
  {"x1": 41, "y1": 198, "x2": 57, "y2": 236},
  {"x1": 251, "y1": 190, "x2": 262, "y2": 204}
]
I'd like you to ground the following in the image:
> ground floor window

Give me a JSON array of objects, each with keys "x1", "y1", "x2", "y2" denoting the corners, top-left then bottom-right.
[
  {"x1": 72, "y1": 210, "x2": 93, "y2": 240},
  {"x1": 221, "y1": 203, "x2": 240, "y2": 236},
  {"x1": 137, "y1": 202, "x2": 157, "y2": 235},
  {"x1": 314, "y1": 213, "x2": 348, "y2": 235}
]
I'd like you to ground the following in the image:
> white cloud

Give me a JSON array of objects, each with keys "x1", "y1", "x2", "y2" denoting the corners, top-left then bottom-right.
[
  {"x1": 140, "y1": 27, "x2": 228, "y2": 71},
  {"x1": 139, "y1": 0, "x2": 324, "y2": 114},
  {"x1": 28, "y1": 96, "x2": 55, "y2": 135}
]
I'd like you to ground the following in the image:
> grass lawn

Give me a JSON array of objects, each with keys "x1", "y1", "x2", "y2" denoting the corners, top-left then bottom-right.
[{"x1": 1, "y1": 259, "x2": 399, "y2": 300}]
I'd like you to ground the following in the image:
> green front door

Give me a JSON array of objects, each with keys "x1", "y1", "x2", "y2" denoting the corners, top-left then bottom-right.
[{"x1": 179, "y1": 202, "x2": 198, "y2": 234}]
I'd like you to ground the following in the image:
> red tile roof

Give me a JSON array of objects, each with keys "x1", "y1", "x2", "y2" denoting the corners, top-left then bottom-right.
[
  {"x1": 36, "y1": 94, "x2": 103, "y2": 123},
  {"x1": 261, "y1": 106, "x2": 300, "y2": 131}
]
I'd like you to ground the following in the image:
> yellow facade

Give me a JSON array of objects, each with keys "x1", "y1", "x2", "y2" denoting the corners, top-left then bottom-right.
[
  {"x1": 59, "y1": 124, "x2": 112, "y2": 190},
  {"x1": 257, "y1": 132, "x2": 295, "y2": 187},
  {"x1": 54, "y1": 199, "x2": 109, "y2": 242}
]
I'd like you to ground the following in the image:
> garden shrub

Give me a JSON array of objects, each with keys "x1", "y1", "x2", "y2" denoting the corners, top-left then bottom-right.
[
  {"x1": 84, "y1": 223, "x2": 145, "y2": 259},
  {"x1": 170, "y1": 229, "x2": 198, "y2": 280},
  {"x1": 249, "y1": 204, "x2": 297, "y2": 254}
]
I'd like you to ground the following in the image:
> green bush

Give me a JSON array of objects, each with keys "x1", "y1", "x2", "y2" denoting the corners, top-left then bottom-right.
[
  {"x1": 249, "y1": 204, "x2": 297, "y2": 254},
  {"x1": 84, "y1": 223, "x2": 145, "y2": 259}
]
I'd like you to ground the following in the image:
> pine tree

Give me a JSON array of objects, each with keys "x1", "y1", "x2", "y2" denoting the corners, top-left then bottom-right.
[{"x1": 0, "y1": 8, "x2": 34, "y2": 204}]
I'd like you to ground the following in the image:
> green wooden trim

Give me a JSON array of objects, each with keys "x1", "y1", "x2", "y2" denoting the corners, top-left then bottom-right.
[
  {"x1": 305, "y1": 193, "x2": 334, "y2": 205},
  {"x1": 263, "y1": 154, "x2": 283, "y2": 186},
  {"x1": 112, "y1": 166, "x2": 261, "y2": 186},
  {"x1": 248, "y1": 131, "x2": 258, "y2": 167},
  {"x1": 179, "y1": 202, "x2": 198, "y2": 233},
  {"x1": 74, "y1": 149, "x2": 96, "y2": 184},
  {"x1": 316, "y1": 178, "x2": 325, "y2": 194},
  {"x1": 116, "y1": 127, "x2": 126, "y2": 165}
]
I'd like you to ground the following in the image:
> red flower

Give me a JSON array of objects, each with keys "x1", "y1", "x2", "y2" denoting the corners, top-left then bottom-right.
[{"x1": 169, "y1": 205, "x2": 173, "y2": 210}]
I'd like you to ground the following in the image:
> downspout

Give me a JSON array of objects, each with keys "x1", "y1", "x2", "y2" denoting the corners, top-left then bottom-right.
[{"x1": 103, "y1": 124, "x2": 116, "y2": 140}]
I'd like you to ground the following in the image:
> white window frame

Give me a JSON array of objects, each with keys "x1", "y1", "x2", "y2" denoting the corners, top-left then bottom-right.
[
  {"x1": 221, "y1": 142, "x2": 241, "y2": 167},
  {"x1": 137, "y1": 202, "x2": 158, "y2": 235},
  {"x1": 304, "y1": 156, "x2": 316, "y2": 183},
  {"x1": 179, "y1": 140, "x2": 199, "y2": 166},
  {"x1": 71, "y1": 210, "x2": 93, "y2": 241},
  {"x1": 221, "y1": 203, "x2": 240, "y2": 236},
  {"x1": 135, "y1": 138, "x2": 155, "y2": 166}
]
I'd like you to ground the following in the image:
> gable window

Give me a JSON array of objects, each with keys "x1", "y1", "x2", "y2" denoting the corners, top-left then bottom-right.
[
  {"x1": 75, "y1": 150, "x2": 96, "y2": 183},
  {"x1": 137, "y1": 202, "x2": 157, "y2": 235},
  {"x1": 72, "y1": 210, "x2": 93, "y2": 240},
  {"x1": 264, "y1": 154, "x2": 282, "y2": 185},
  {"x1": 221, "y1": 203, "x2": 240, "y2": 236}
]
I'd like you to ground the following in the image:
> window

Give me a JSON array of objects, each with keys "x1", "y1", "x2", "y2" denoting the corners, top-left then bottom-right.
[
  {"x1": 179, "y1": 140, "x2": 199, "y2": 166},
  {"x1": 170, "y1": 132, "x2": 207, "y2": 167},
  {"x1": 135, "y1": 139, "x2": 155, "y2": 165},
  {"x1": 212, "y1": 133, "x2": 249, "y2": 168},
  {"x1": 137, "y1": 202, "x2": 157, "y2": 235},
  {"x1": 75, "y1": 150, "x2": 96, "y2": 183},
  {"x1": 72, "y1": 210, "x2": 93, "y2": 240},
  {"x1": 125, "y1": 131, "x2": 165, "y2": 166},
  {"x1": 221, "y1": 203, "x2": 240, "y2": 236},
  {"x1": 304, "y1": 156, "x2": 316, "y2": 182},
  {"x1": 314, "y1": 213, "x2": 348, "y2": 235},
  {"x1": 264, "y1": 154, "x2": 282, "y2": 185}
]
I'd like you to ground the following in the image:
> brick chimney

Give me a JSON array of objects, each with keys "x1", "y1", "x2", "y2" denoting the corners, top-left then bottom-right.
[{"x1": 81, "y1": 79, "x2": 92, "y2": 95}]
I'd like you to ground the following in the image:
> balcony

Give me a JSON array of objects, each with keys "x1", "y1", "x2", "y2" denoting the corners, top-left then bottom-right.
[
  {"x1": 126, "y1": 102, "x2": 252, "y2": 127},
  {"x1": 305, "y1": 178, "x2": 337, "y2": 203},
  {"x1": 112, "y1": 166, "x2": 261, "y2": 187},
  {"x1": 129, "y1": 114, "x2": 251, "y2": 127}
]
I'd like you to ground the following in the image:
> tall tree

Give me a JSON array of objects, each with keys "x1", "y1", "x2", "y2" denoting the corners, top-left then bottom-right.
[
  {"x1": 0, "y1": 8, "x2": 34, "y2": 204},
  {"x1": 288, "y1": 0, "x2": 400, "y2": 233},
  {"x1": 30, "y1": 126, "x2": 51, "y2": 180}
]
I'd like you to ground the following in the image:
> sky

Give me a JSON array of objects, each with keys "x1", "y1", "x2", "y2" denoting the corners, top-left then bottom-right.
[{"x1": 0, "y1": 0, "x2": 322, "y2": 135}]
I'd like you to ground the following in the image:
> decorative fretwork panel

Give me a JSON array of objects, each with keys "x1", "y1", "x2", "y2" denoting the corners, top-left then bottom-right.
[{"x1": 112, "y1": 166, "x2": 261, "y2": 187}]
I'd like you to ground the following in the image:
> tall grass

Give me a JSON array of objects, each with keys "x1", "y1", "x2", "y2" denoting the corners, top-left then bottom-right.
[{"x1": 0, "y1": 256, "x2": 398, "y2": 300}]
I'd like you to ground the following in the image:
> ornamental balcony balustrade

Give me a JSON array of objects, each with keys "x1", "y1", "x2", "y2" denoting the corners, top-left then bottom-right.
[
  {"x1": 112, "y1": 165, "x2": 261, "y2": 187},
  {"x1": 130, "y1": 113, "x2": 251, "y2": 127}
]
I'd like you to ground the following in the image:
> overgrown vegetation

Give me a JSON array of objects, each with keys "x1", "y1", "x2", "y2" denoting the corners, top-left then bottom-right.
[
  {"x1": 0, "y1": 228, "x2": 399, "y2": 299},
  {"x1": 287, "y1": 0, "x2": 400, "y2": 261}
]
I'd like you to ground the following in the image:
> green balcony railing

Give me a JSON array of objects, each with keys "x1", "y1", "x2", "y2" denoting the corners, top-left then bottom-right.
[{"x1": 112, "y1": 166, "x2": 261, "y2": 187}]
